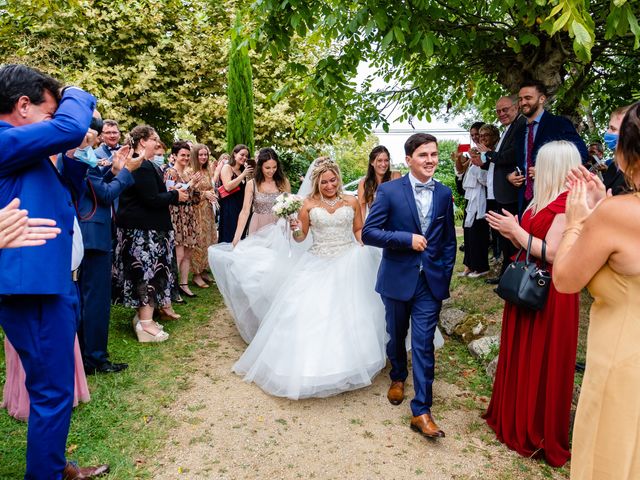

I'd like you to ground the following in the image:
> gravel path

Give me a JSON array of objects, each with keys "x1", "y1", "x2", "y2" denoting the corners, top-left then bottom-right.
[{"x1": 152, "y1": 309, "x2": 568, "y2": 479}]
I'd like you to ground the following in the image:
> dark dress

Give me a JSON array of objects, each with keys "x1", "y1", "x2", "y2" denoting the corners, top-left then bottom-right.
[
  {"x1": 112, "y1": 160, "x2": 180, "y2": 308},
  {"x1": 218, "y1": 171, "x2": 246, "y2": 243},
  {"x1": 483, "y1": 192, "x2": 579, "y2": 467}
]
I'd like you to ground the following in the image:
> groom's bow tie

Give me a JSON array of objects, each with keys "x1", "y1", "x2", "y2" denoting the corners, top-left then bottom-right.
[{"x1": 414, "y1": 182, "x2": 435, "y2": 193}]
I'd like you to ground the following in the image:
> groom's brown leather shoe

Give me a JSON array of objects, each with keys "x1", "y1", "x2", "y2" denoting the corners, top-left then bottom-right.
[
  {"x1": 410, "y1": 413, "x2": 445, "y2": 438},
  {"x1": 387, "y1": 380, "x2": 404, "y2": 405},
  {"x1": 62, "y1": 462, "x2": 109, "y2": 479}
]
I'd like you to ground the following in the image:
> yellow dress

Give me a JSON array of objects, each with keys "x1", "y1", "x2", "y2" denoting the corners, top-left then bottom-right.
[{"x1": 571, "y1": 263, "x2": 640, "y2": 479}]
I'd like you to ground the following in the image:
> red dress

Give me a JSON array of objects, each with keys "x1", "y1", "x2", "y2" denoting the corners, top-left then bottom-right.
[{"x1": 483, "y1": 192, "x2": 579, "y2": 467}]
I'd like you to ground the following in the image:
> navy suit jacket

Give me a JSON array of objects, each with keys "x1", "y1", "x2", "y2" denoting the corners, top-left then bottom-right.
[
  {"x1": 0, "y1": 88, "x2": 96, "y2": 295},
  {"x1": 362, "y1": 175, "x2": 457, "y2": 302},
  {"x1": 78, "y1": 165, "x2": 134, "y2": 252},
  {"x1": 515, "y1": 110, "x2": 588, "y2": 169}
]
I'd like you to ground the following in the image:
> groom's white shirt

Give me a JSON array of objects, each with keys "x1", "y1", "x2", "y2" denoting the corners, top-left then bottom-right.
[{"x1": 408, "y1": 172, "x2": 434, "y2": 231}]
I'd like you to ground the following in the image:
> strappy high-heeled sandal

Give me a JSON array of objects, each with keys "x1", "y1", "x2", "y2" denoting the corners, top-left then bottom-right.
[
  {"x1": 132, "y1": 313, "x2": 163, "y2": 330},
  {"x1": 135, "y1": 320, "x2": 170, "y2": 343}
]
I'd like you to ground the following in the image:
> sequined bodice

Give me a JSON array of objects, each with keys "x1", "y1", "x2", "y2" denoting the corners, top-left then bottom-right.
[
  {"x1": 253, "y1": 190, "x2": 280, "y2": 215},
  {"x1": 308, "y1": 206, "x2": 355, "y2": 257}
]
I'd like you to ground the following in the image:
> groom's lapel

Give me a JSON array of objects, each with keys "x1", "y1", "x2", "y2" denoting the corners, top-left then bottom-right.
[
  {"x1": 402, "y1": 174, "x2": 422, "y2": 232},
  {"x1": 426, "y1": 181, "x2": 441, "y2": 234}
]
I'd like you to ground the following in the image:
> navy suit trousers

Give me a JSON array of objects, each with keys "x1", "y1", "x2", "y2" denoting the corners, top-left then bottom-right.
[
  {"x1": 78, "y1": 249, "x2": 112, "y2": 369},
  {"x1": 382, "y1": 274, "x2": 441, "y2": 417},
  {"x1": 0, "y1": 283, "x2": 78, "y2": 479}
]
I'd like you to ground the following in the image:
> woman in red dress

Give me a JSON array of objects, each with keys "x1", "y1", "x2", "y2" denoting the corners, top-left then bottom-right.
[{"x1": 483, "y1": 140, "x2": 582, "y2": 467}]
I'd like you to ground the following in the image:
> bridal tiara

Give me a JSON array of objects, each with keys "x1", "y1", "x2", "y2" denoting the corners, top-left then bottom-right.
[{"x1": 311, "y1": 157, "x2": 339, "y2": 177}]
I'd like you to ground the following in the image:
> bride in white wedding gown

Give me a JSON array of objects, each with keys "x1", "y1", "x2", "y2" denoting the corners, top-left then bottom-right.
[{"x1": 232, "y1": 159, "x2": 387, "y2": 399}]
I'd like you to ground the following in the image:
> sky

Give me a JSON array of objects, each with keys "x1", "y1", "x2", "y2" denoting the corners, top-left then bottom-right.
[{"x1": 356, "y1": 63, "x2": 472, "y2": 166}]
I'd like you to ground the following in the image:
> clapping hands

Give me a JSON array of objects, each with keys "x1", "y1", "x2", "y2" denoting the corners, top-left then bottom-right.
[
  {"x1": 0, "y1": 198, "x2": 61, "y2": 249},
  {"x1": 564, "y1": 166, "x2": 612, "y2": 227},
  {"x1": 486, "y1": 209, "x2": 520, "y2": 242}
]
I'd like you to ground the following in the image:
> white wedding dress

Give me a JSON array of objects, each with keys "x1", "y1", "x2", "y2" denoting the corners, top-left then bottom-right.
[{"x1": 232, "y1": 206, "x2": 388, "y2": 399}]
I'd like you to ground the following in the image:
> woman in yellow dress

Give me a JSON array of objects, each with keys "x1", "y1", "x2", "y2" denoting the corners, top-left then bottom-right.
[{"x1": 554, "y1": 102, "x2": 640, "y2": 480}]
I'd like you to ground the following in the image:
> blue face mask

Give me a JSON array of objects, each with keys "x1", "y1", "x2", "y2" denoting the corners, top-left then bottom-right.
[
  {"x1": 74, "y1": 146, "x2": 99, "y2": 167},
  {"x1": 152, "y1": 155, "x2": 165, "y2": 167},
  {"x1": 603, "y1": 132, "x2": 618, "y2": 151}
]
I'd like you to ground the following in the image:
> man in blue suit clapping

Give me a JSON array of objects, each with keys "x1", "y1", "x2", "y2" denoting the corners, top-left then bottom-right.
[
  {"x1": 76, "y1": 139, "x2": 141, "y2": 374},
  {"x1": 0, "y1": 64, "x2": 108, "y2": 479}
]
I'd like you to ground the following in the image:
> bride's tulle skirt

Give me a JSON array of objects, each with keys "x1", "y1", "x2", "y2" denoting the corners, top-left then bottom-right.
[
  {"x1": 232, "y1": 241, "x2": 387, "y2": 399},
  {"x1": 209, "y1": 224, "x2": 292, "y2": 343}
]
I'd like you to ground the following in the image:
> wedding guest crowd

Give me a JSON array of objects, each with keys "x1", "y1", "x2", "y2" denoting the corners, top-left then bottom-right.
[{"x1": 1, "y1": 61, "x2": 637, "y2": 480}]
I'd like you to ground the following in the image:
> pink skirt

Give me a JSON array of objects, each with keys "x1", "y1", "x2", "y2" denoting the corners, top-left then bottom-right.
[{"x1": 2, "y1": 336, "x2": 91, "y2": 421}]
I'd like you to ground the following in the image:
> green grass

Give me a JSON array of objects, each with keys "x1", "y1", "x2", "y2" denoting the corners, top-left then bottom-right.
[{"x1": 0, "y1": 285, "x2": 224, "y2": 478}]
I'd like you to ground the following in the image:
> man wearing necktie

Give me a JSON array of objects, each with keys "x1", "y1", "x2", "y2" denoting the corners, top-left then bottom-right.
[
  {"x1": 363, "y1": 133, "x2": 456, "y2": 441},
  {"x1": 514, "y1": 80, "x2": 588, "y2": 214}
]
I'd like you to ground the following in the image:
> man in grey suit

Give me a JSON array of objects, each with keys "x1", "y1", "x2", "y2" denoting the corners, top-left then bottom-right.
[{"x1": 478, "y1": 95, "x2": 525, "y2": 283}]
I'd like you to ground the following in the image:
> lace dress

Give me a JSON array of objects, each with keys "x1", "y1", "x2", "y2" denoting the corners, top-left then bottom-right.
[{"x1": 232, "y1": 206, "x2": 388, "y2": 399}]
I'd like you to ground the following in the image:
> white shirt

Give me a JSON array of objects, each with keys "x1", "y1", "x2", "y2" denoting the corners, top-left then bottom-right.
[
  {"x1": 71, "y1": 216, "x2": 84, "y2": 271},
  {"x1": 408, "y1": 172, "x2": 434, "y2": 231},
  {"x1": 484, "y1": 123, "x2": 513, "y2": 201}
]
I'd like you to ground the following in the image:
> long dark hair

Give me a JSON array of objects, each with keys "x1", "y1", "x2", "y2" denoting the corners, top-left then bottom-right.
[
  {"x1": 254, "y1": 147, "x2": 287, "y2": 191},
  {"x1": 363, "y1": 145, "x2": 391, "y2": 206},
  {"x1": 618, "y1": 101, "x2": 640, "y2": 192},
  {"x1": 228, "y1": 143, "x2": 250, "y2": 167}
]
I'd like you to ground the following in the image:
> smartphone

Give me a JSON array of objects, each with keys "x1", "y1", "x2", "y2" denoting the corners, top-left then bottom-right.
[
  {"x1": 457, "y1": 144, "x2": 470, "y2": 153},
  {"x1": 165, "y1": 180, "x2": 176, "y2": 189}
]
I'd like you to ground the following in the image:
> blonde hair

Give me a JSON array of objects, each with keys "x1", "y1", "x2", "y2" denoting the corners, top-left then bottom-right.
[
  {"x1": 310, "y1": 157, "x2": 342, "y2": 198},
  {"x1": 527, "y1": 140, "x2": 581, "y2": 215}
]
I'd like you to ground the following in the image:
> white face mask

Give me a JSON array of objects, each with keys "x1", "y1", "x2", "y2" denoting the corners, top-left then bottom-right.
[{"x1": 152, "y1": 155, "x2": 165, "y2": 167}]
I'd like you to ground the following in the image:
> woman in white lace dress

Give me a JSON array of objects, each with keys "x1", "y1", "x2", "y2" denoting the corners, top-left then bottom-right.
[{"x1": 232, "y1": 159, "x2": 388, "y2": 399}]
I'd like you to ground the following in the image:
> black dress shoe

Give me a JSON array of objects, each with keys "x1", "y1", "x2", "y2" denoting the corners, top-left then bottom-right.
[
  {"x1": 85, "y1": 361, "x2": 128, "y2": 375},
  {"x1": 485, "y1": 277, "x2": 500, "y2": 285}
]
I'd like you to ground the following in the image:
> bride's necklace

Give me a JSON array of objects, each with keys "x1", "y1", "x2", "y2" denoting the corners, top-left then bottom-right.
[{"x1": 320, "y1": 195, "x2": 341, "y2": 207}]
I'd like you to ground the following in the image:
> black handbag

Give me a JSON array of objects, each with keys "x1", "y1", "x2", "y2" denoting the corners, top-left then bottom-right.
[{"x1": 495, "y1": 234, "x2": 551, "y2": 311}]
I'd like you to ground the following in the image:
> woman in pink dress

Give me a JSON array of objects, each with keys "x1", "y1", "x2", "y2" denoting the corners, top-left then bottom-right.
[
  {"x1": 232, "y1": 147, "x2": 291, "y2": 246},
  {"x1": 2, "y1": 336, "x2": 90, "y2": 421}
]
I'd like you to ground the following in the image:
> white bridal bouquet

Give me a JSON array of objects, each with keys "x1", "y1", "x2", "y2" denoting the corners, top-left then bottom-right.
[{"x1": 272, "y1": 192, "x2": 304, "y2": 236}]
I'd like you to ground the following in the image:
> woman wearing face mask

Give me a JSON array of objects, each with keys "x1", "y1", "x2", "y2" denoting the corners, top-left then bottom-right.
[
  {"x1": 151, "y1": 141, "x2": 167, "y2": 169},
  {"x1": 113, "y1": 125, "x2": 188, "y2": 342},
  {"x1": 357, "y1": 145, "x2": 401, "y2": 222},
  {"x1": 189, "y1": 144, "x2": 218, "y2": 288},
  {"x1": 164, "y1": 141, "x2": 203, "y2": 298},
  {"x1": 218, "y1": 144, "x2": 254, "y2": 243},
  {"x1": 602, "y1": 105, "x2": 632, "y2": 196},
  {"x1": 232, "y1": 147, "x2": 290, "y2": 246}
]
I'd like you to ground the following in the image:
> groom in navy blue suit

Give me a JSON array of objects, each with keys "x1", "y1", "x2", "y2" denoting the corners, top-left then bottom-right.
[{"x1": 362, "y1": 133, "x2": 456, "y2": 439}]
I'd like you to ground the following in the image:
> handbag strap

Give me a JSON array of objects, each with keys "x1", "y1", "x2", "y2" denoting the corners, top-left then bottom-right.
[{"x1": 524, "y1": 233, "x2": 548, "y2": 268}]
